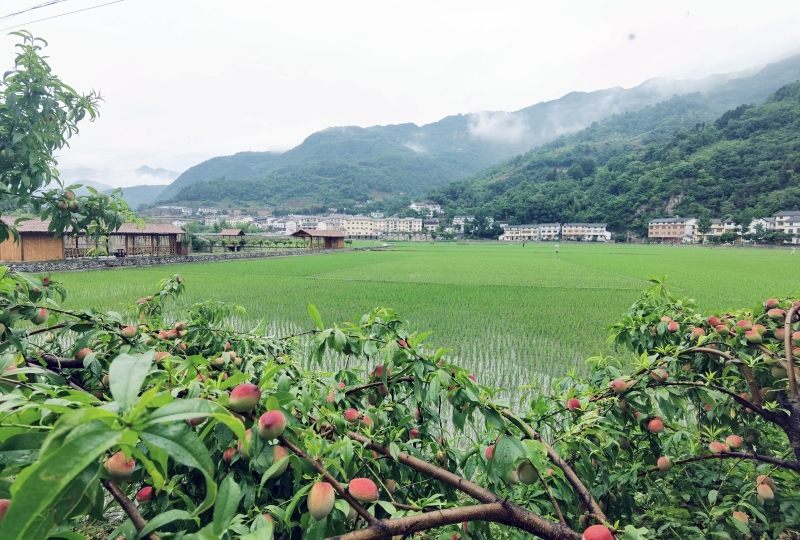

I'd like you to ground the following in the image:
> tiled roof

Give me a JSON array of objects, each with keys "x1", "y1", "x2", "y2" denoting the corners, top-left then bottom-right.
[
  {"x1": 0, "y1": 218, "x2": 184, "y2": 235},
  {"x1": 219, "y1": 229, "x2": 245, "y2": 236},
  {"x1": 0, "y1": 216, "x2": 53, "y2": 232},
  {"x1": 291, "y1": 229, "x2": 346, "y2": 238}
]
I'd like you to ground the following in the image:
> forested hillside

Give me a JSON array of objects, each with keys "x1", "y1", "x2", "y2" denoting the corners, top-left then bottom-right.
[
  {"x1": 158, "y1": 151, "x2": 282, "y2": 200},
  {"x1": 159, "y1": 53, "x2": 800, "y2": 209},
  {"x1": 430, "y1": 83, "x2": 800, "y2": 235}
]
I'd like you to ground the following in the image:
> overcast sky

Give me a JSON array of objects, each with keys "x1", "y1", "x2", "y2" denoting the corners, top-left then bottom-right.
[{"x1": 2, "y1": 0, "x2": 800, "y2": 186}]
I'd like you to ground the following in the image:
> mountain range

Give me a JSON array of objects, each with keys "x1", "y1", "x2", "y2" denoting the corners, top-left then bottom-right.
[{"x1": 145, "y1": 53, "x2": 800, "y2": 215}]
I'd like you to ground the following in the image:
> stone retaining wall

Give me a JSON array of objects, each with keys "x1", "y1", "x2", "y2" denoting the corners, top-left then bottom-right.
[{"x1": 4, "y1": 246, "x2": 392, "y2": 274}]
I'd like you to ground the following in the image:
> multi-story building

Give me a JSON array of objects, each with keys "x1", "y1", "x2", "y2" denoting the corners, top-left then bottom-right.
[
  {"x1": 775, "y1": 211, "x2": 800, "y2": 243},
  {"x1": 452, "y1": 216, "x2": 475, "y2": 227},
  {"x1": 342, "y1": 215, "x2": 375, "y2": 237},
  {"x1": 203, "y1": 215, "x2": 221, "y2": 227},
  {"x1": 409, "y1": 202, "x2": 443, "y2": 215},
  {"x1": 562, "y1": 223, "x2": 610, "y2": 241},
  {"x1": 198, "y1": 207, "x2": 218, "y2": 215},
  {"x1": 374, "y1": 217, "x2": 423, "y2": 234},
  {"x1": 775, "y1": 210, "x2": 800, "y2": 231},
  {"x1": 748, "y1": 217, "x2": 776, "y2": 234},
  {"x1": 648, "y1": 217, "x2": 698, "y2": 243},
  {"x1": 697, "y1": 218, "x2": 737, "y2": 242},
  {"x1": 226, "y1": 216, "x2": 253, "y2": 226},
  {"x1": 501, "y1": 224, "x2": 538, "y2": 241},
  {"x1": 538, "y1": 224, "x2": 561, "y2": 240}
]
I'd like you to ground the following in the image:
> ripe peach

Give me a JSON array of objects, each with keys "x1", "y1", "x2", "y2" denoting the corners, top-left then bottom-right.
[
  {"x1": 326, "y1": 392, "x2": 335, "y2": 404},
  {"x1": 307, "y1": 482, "x2": 335, "y2": 521},
  {"x1": 765, "y1": 298, "x2": 780, "y2": 309},
  {"x1": 774, "y1": 327, "x2": 786, "y2": 341},
  {"x1": 735, "y1": 320, "x2": 752, "y2": 332},
  {"x1": 715, "y1": 324, "x2": 730, "y2": 336},
  {"x1": 793, "y1": 331, "x2": 800, "y2": 346},
  {"x1": 709, "y1": 441, "x2": 729, "y2": 454},
  {"x1": 656, "y1": 456, "x2": 673, "y2": 471},
  {"x1": 0, "y1": 498, "x2": 9, "y2": 522},
  {"x1": 650, "y1": 368, "x2": 668, "y2": 383},
  {"x1": 485, "y1": 445, "x2": 494, "y2": 460},
  {"x1": 609, "y1": 379, "x2": 628, "y2": 394},
  {"x1": 121, "y1": 326, "x2": 137, "y2": 338},
  {"x1": 691, "y1": 327, "x2": 705, "y2": 339},
  {"x1": 228, "y1": 383, "x2": 261, "y2": 412},
  {"x1": 136, "y1": 486, "x2": 153, "y2": 503},
  {"x1": 647, "y1": 419, "x2": 664, "y2": 433},
  {"x1": 582, "y1": 525, "x2": 613, "y2": 540},
  {"x1": 756, "y1": 483, "x2": 774, "y2": 500},
  {"x1": 349, "y1": 478, "x2": 379, "y2": 503},
  {"x1": 660, "y1": 316, "x2": 672, "y2": 323},
  {"x1": 372, "y1": 365, "x2": 390, "y2": 379},
  {"x1": 726, "y1": 435, "x2": 743, "y2": 449},
  {"x1": 706, "y1": 316, "x2": 721, "y2": 327},
  {"x1": 732, "y1": 510, "x2": 748, "y2": 525},
  {"x1": 360, "y1": 416, "x2": 374, "y2": 429},
  {"x1": 157, "y1": 331, "x2": 170, "y2": 340},
  {"x1": 76, "y1": 348, "x2": 92, "y2": 361},
  {"x1": 222, "y1": 448, "x2": 236, "y2": 462},
  {"x1": 566, "y1": 398, "x2": 581, "y2": 411},
  {"x1": 338, "y1": 381, "x2": 346, "y2": 390},
  {"x1": 756, "y1": 475, "x2": 774, "y2": 489},
  {"x1": 258, "y1": 410, "x2": 287, "y2": 440},
  {"x1": 667, "y1": 321, "x2": 679, "y2": 333},
  {"x1": 344, "y1": 409, "x2": 360, "y2": 423},
  {"x1": 105, "y1": 451, "x2": 135, "y2": 482},
  {"x1": 409, "y1": 429, "x2": 420, "y2": 438},
  {"x1": 767, "y1": 308, "x2": 785, "y2": 321},
  {"x1": 31, "y1": 308, "x2": 48, "y2": 325},
  {"x1": 268, "y1": 445, "x2": 290, "y2": 477},
  {"x1": 155, "y1": 351, "x2": 170, "y2": 362}
]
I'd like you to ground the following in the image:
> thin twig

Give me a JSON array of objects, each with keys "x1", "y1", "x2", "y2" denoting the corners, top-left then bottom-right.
[
  {"x1": 101, "y1": 479, "x2": 160, "y2": 540},
  {"x1": 277, "y1": 435, "x2": 377, "y2": 525},
  {"x1": 638, "y1": 451, "x2": 800, "y2": 476}
]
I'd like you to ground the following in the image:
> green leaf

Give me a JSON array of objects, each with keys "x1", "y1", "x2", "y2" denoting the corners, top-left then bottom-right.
[
  {"x1": 283, "y1": 482, "x2": 313, "y2": 526},
  {"x1": 136, "y1": 510, "x2": 195, "y2": 539},
  {"x1": 492, "y1": 435, "x2": 525, "y2": 484},
  {"x1": 389, "y1": 442, "x2": 400, "y2": 462},
  {"x1": 109, "y1": 351, "x2": 155, "y2": 413},
  {"x1": 481, "y1": 407, "x2": 506, "y2": 430},
  {"x1": 0, "y1": 426, "x2": 121, "y2": 540},
  {"x1": 307, "y1": 304, "x2": 324, "y2": 331},
  {"x1": 139, "y1": 423, "x2": 217, "y2": 515},
  {"x1": 212, "y1": 476, "x2": 242, "y2": 535},
  {"x1": 305, "y1": 514, "x2": 327, "y2": 540}
]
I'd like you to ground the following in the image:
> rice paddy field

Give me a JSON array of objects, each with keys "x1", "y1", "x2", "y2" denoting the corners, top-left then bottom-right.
[{"x1": 52, "y1": 242, "x2": 799, "y2": 400}]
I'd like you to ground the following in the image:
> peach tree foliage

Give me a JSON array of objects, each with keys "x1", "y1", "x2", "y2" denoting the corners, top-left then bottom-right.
[
  {"x1": 0, "y1": 272, "x2": 797, "y2": 540},
  {"x1": 0, "y1": 31, "x2": 135, "y2": 244}
]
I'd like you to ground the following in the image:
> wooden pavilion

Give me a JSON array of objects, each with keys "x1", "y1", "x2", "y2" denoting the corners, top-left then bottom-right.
[
  {"x1": 290, "y1": 229, "x2": 346, "y2": 249},
  {"x1": 0, "y1": 217, "x2": 63, "y2": 262},
  {"x1": 64, "y1": 222, "x2": 186, "y2": 258},
  {"x1": 0, "y1": 218, "x2": 186, "y2": 261},
  {"x1": 219, "y1": 229, "x2": 245, "y2": 238}
]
